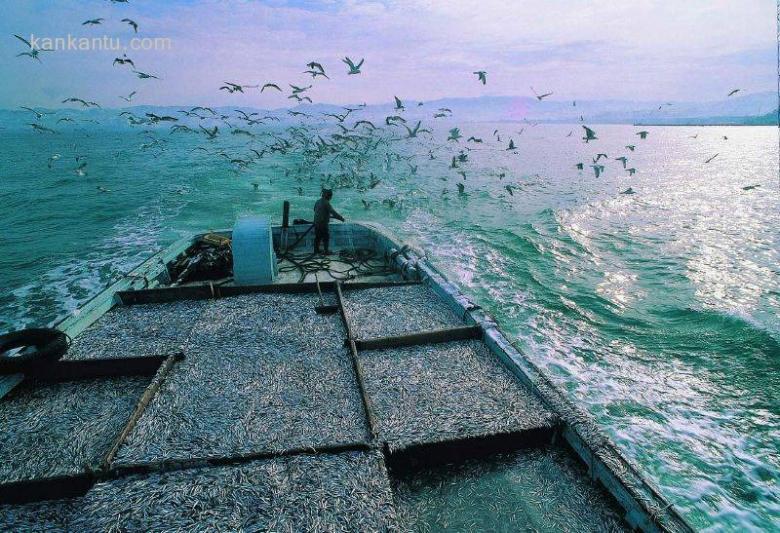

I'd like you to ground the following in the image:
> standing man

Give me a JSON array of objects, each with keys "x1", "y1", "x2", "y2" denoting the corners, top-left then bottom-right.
[{"x1": 313, "y1": 188, "x2": 345, "y2": 255}]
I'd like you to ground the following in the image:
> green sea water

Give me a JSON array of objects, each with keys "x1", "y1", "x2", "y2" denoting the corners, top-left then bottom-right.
[{"x1": 0, "y1": 122, "x2": 778, "y2": 530}]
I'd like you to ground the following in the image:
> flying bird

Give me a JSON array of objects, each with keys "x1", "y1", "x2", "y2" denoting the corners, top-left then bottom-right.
[
  {"x1": 133, "y1": 70, "x2": 159, "y2": 80},
  {"x1": 625, "y1": 145, "x2": 635, "y2": 151},
  {"x1": 614, "y1": 156, "x2": 628, "y2": 168},
  {"x1": 447, "y1": 128, "x2": 462, "y2": 142},
  {"x1": 704, "y1": 153, "x2": 719, "y2": 164},
  {"x1": 402, "y1": 121, "x2": 430, "y2": 138},
  {"x1": 636, "y1": 130, "x2": 649, "y2": 139},
  {"x1": 473, "y1": 71, "x2": 487, "y2": 85},
  {"x1": 342, "y1": 56, "x2": 364, "y2": 74},
  {"x1": 119, "y1": 90, "x2": 137, "y2": 102},
  {"x1": 82, "y1": 18, "x2": 104, "y2": 26},
  {"x1": 199, "y1": 125, "x2": 219, "y2": 139},
  {"x1": 121, "y1": 18, "x2": 139, "y2": 33},
  {"x1": 13, "y1": 33, "x2": 52, "y2": 61},
  {"x1": 19, "y1": 106, "x2": 52, "y2": 120},
  {"x1": 112, "y1": 54, "x2": 135, "y2": 68},
  {"x1": 261, "y1": 83, "x2": 282, "y2": 93},
  {"x1": 394, "y1": 96, "x2": 404, "y2": 110},
  {"x1": 531, "y1": 86, "x2": 553, "y2": 101},
  {"x1": 582, "y1": 125, "x2": 597, "y2": 143},
  {"x1": 62, "y1": 97, "x2": 99, "y2": 107},
  {"x1": 727, "y1": 89, "x2": 740, "y2": 97},
  {"x1": 29, "y1": 123, "x2": 56, "y2": 134},
  {"x1": 506, "y1": 139, "x2": 516, "y2": 150},
  {"x1": 303, "y1": 61, "x2": 328, "y2": 79}
]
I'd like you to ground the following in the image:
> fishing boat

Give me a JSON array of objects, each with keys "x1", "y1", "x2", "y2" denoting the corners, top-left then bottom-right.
[{"x1": 0, "y1": 214, "x2": 695, "y2": 532}]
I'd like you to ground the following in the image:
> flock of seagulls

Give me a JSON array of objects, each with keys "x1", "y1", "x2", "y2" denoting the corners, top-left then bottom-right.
[{"x1": 11, "y1": 3, "x2": 758, "y2": 201}]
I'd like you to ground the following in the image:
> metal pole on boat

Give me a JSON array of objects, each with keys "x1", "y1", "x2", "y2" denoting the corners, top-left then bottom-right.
[{"x1": 281, "y1": 200, "x2": 290, "y2": 253}]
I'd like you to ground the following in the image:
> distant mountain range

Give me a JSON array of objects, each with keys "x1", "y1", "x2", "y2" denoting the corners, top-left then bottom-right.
[{"x1": 1, "y1": 92, "x2": 777, "y2": 127}]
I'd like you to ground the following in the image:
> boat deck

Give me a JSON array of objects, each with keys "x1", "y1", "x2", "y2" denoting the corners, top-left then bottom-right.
[{"x1": 0, "y1": 277, "x2": 630, "y2": 531}]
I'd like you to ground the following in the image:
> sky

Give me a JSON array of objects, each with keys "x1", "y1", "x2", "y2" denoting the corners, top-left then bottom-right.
[{"x1": 0, "y1": 0, "x2": 776, "y2": 109}]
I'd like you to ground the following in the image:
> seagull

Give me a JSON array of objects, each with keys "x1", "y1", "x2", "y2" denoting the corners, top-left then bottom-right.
[
  {"x1": 742, "y1": 184, "x2": 760, "y2": 190},
  {"x1": 620, "y1": 187, "x2": 635, "y2": 195},
  {"x1": 591, "y1": 164, "x2": 604, "y2": 178},
  {"x1": 473, "y1": 71, "x2": 487, "y2": 85},
  {"x1": 121, "y1": 18, "x2": 139, "y2": 33},
  {"x1": 402, "y1": 121, "x2": 431, "y2": 138},
  {"x1": 47, "y1": 154, "x2": 61, "y2": 168},
  {"x1": 507, "y1": 139, "x2": 516, "y2": 150},
  {"x1": 614, "y1": 156, "x2": 628, "y2": 168},
  {"x1": 467, "y1": 136, "x2": 483, "y2": 143},
  {"x1": 82, "y1": 18, "x2": 104, "y2": 26},
  {"x1": 304, "y1": 69, "x2": 329, "y2": 79},
  {"x1": 342, "y1": 56, "x2": 364, "y2": 74},
  {"x1": 447, "y1": 128, "x2": 462, "y2": 142},
  {"x1": 112, "y1": 54, "x2": 135, "y2": 68},
  {"x1": 594, "y1": 153, "x2": 608, "y2": 162},
  {"x1": 133, "y1": 70, "x2": 159, "y2": 80},
  {"x1": 19, "y1": 106, "x2": 52, "y2": 120},
  {"x1": 290, "y1": 84, "x2": 312, "y2": 94},
  {"x1": 261, "y1": 83, "x2": 282, "y2": 93},
  {"x1": 575, "y1": 163, "x2": 584, "y2": 170},
  {"x1": 29, "y1": 123, "x2": 55, "y2": 133},
  {"x1": 119, "y1": 91, "x2": 137, "y2": 102},
  {"x1": 303, "y1": 62, "x2": 328, "y2": 79},
  {"x1": 13, "y1": 34, "x2": 52, "y2": 62},
  {"x1": 62, "y1": 97, "x2": 97, "y2": 107},
  {"x1": 582, "y1": 125, "x2": 597, "y2": 143},
  {"x1": 504, "y1": 184, "x2": 515, "y2": 196},
  {"x1": 531, "y1": 86, "x2": 553, "y2": 101},
  {"x1": 221, "y1": 81, "x2": 252, "y2": 93},
  {"x1": 704, "y1": 153, "x2": 719, "y2": 164},
  {"x1": 636, "y1": 130, "x2": 649, "y2": 139},
  {"x1": 288, "y1": 94, "x2": 312, "y2": 103},
  {"x1": 626, "y1": 168, "x2": 636, "y2": 176},
  {"x1": 727, "y1": 89, "x2": 740, "y2": 97},
  {"x1": 353, "y1": 120, "x2": 377, "y2": 130},
  {"x1": 145, "y1": 113, "x2": 178, "y2": 123},
  {"x1": 199, "y1": 125, "x2": 219, "y2": 139},
  {"x1": 625, "y1": 145, "x2": 635, "y2": 151},
  {"x1": 394, "y1": 96, "x2": 404, "y2": 111}
]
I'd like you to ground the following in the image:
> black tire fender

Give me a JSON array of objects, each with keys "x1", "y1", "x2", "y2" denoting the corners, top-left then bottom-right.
[{"x1": 0, "y1": 328, "x2": 69, "y2": 374}]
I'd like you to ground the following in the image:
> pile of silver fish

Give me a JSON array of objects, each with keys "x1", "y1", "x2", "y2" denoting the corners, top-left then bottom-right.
[
  {"x1": 2, "y1": 451, "x2": 399, "y2": 532},
  {"x1": 66, "y1": 300, "x2": 211, "y2": 360},
  {"x1": 115, "y1": 293, "x2": 369, "y2": 465},
  {"x1": 0, "y1": 377, "x2": 148, "y2": 483},
  {"x1": 359, "y1": 340, "x2": 558, "y2": 450},
  {"x1": 343, "y1": 285, "x2": 463, "y2": 339},
  {"x1": 394, "y1": 446, "x2": 627, "y2": 532}
]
